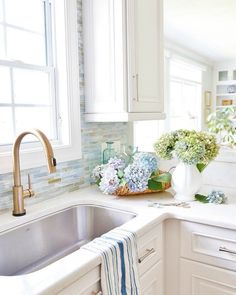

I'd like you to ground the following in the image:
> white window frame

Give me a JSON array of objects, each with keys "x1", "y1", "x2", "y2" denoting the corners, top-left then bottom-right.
[{"x1": 0, "y1": 0, "x2": 81, "y2": 174}]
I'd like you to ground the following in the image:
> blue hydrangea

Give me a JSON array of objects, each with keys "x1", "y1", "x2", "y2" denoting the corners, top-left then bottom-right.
[
  {"x1": 99, "y1": 166, "x2": 119, "y2": 194},
  {"x1": 124, "y1": 163, "x2": 151, "y2": 192},
  {"x1": 133, "y1": 152, "x2": 159, "y2": 173},
  {"x1": 92, "y1": 164, "x2": 107, "y2": 181},
  {"x1": 206, "y1": 190, "x2": 227, "y2": 204},
  {"x1": 108, "y1": 157, "x2": 126, "y2": 170}
]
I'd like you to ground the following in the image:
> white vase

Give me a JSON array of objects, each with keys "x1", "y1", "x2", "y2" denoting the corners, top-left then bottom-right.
[{"x1": 171, "y1": 162, "x2": 202, "y2": 202}]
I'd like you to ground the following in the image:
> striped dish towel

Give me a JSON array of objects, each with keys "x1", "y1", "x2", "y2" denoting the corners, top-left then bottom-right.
[{"x1": 82, "y1": 228, "x2": 141, "y2": 295}]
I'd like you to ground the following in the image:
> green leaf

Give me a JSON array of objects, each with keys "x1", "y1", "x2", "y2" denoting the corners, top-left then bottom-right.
[
  {"x1": 195, "y1": 194, "x2": 208, "y2": 203},
  {"x1": 152, "y1": 172, "x2": 171, "y2": 183},
  {"x1": 96, "y1": 179, "x2": 101, "y2": 186},
  {"x1": 148, "y1": 179, "x2": 163, "y2": 190},
  {"x1": 196, "y1": 163, "x2": 206, "y2": 173},
  {"x1": 119, "y1": 179, "x2": 127, "y2": 186},
  {"x1": 117, "y1": 170, "x2": 124, "y2": 178}
]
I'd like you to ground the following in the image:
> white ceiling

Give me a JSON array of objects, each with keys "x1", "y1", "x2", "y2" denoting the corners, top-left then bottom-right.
[{"x1": 164, "y1": 0, "x2": 236, "y2": 63}]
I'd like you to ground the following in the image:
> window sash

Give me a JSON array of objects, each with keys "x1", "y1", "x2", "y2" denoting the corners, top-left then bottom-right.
[{"x1": 0, "y1": 0, "x2": 58, "y2": 147}]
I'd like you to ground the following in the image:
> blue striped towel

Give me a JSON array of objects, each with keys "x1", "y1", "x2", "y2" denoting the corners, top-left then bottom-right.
[{"x1": 82, "y1": 228, "x2": 141, "y2": 295}]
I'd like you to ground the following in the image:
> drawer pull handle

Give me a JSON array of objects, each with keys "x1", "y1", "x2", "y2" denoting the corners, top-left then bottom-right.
[
  {"x1": 138, "y1": 248, "x2": 155, "y2": 263},
  {"x1": 91, "y1": 291, "x2": 102, "y2": 295},
  {"x1": 219, "y1": 246, "x2": 236, "y2": 255},
  {"x1": 136, "y1": 73, "x2": 139, "y2": 101}
]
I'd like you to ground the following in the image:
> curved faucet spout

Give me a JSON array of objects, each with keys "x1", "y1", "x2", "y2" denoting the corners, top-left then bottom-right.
[{"x1": 12, "y1": 129, "x2": 57, "y2": 216}]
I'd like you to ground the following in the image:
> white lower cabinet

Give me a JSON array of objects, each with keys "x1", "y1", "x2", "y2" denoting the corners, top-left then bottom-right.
[
  {"x1": 179, "y1": 221, "x2": 236, "y2": 295},
  {"x1": 140, "y1": 261, "x2": 163, "y2": 295},
  {"x1": 180, "y1": 258, "x2": 236, "y2": 295},
  {"x1": 138, "y1": 223, "x2": 163, "y2": 295},
  {"x1": 57, "y1": 223, "x2": 163, "y2": 295},
  {"x1": 57, "y1": 266, "x2": 101, "y2": 295}
]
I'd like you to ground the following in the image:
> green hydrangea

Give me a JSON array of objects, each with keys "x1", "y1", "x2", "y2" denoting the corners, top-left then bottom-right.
[
  {"x1": 154, "y1": 129, "x2": 219, "y2": 168},
  {"x1": 196, "y1": 131, "x2": 219, "y2": 164},
  {"x1": 175, "y1": 135, "x2": 205, "y2": 165},
  {"x1": 154, "y1": 132, "x2": 176, "y2": 160}
]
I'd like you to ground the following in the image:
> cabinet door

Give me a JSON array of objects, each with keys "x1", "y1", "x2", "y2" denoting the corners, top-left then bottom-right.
[
  {"x1": 83, "y1": 0, "x2": 126, "y2": 114},
  {"x1": 127, "y1": 0, "x2": 164, "y2": 113},
  {"x1": 138, "y1": 223, "x2": 162, "y2": 276},
  {"x1": 180, "y1": 258, "x2": 236, "y2": 295},
  {"x1": 140, "y1": 261, "x2": 163, "y2": 295}
]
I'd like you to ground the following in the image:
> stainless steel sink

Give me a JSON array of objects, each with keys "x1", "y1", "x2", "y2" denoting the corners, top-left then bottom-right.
[{"x1": 0, "y1": 205, "x2": 136, "y2": 276}]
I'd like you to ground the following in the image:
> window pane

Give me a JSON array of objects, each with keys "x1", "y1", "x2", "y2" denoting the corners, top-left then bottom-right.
[
  {"x1": 0, "y1": 25, "x2": 5, "y2": 58},
  {"x1": 0, "y1": 66, "x2": 11, "y2": 103},
  {"x1": 183, "y1": 83, "x2": 197, "y2": 116},
  {"x1": 169, "y1": 80, "x2": 184, "y2": 116},
  {"x1": 0, "y1": 0, "x2": 3, "y2": 22},
  {"x1": 15, "y1": 107, "x2": 55, "y2": 140},
  {"x1": 0, "y1": 107, "x2": 14, "y2": 145},
  {"x1": 5, "y1": 0, "x2": 45, "y2": 34},
  {"x1": 13, "y1": 69, "x2": 50, "y2": 104},
  {"x1": 169, "y1": 117, "x2": 197, "y2": 131},
  {"x1": 6, "y1": 27, "x2": 46, "y2": 65},
  {"x1": 170, "y1": 60, "x2": 202, "y2": 83}
]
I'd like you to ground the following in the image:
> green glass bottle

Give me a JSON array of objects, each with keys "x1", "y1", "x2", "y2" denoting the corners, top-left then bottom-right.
[{"x1": 103, "y1": 141, "x2": 116, "y2": 164}]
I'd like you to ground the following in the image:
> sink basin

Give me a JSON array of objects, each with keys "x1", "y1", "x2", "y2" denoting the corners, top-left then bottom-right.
[{"x1": 0, "y1": 205, "x2": 136, "y2": 276}]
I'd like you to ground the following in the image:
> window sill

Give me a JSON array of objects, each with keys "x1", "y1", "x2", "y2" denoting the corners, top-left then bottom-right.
[
  {"x1": 0, "y1": 139, "x2": 81, "y2": 174},
  {"x1": 0, "y1": 139, "x2": 82, "y2": 174}
]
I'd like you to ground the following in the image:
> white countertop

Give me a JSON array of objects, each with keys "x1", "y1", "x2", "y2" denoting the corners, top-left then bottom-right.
[{"x1": 1, "y1": 185, "x2": 236, "y2": 295}]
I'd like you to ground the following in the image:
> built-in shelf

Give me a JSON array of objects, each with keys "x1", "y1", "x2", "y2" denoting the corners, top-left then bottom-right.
[
  {"x1": 216, "y1": 93, "x2": 236, "y2": 96},
  {"x1": 216, "y1": 105, "x2": 236, "y2": 108},
  {"x1": 217, "y1": 80, "x2": 236, "y2": 85},
  {"x1": 215, "y1": 69, "x2": 236, "y2": 110}
]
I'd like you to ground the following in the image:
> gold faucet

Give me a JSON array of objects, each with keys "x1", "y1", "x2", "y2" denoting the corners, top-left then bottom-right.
[{"x1": 12, "y1": 129, "x2": 57, "y2": 216}]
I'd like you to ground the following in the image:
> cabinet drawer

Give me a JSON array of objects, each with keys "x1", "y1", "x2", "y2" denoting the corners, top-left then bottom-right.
[
  {"x1": 138, "y1": 223, "x2": 162, "y2": 275},
  {"x1": 181, "y1": 221, "x2": 236, "y2": 271},
  {"x1": 57, "y1": 266, "x2": 101, "y2": 295}
]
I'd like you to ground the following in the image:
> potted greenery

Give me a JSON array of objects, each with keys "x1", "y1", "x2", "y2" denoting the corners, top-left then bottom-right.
[
  {"x1": 154, "y1": 130, "x2": 219, "y2": 201},
  {"x1": 207, "y1": 106, "x2": 236, "y2": 147}
]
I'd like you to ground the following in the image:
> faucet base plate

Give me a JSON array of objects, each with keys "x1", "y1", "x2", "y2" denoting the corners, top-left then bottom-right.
[{"x1": 12, "y1": 210, "x2": 26, "y2": 217}]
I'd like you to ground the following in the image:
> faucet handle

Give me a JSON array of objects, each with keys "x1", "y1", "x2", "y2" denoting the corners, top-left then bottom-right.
[{"x1": 23, "y1": 174, "x2": 35, "y2": 198}]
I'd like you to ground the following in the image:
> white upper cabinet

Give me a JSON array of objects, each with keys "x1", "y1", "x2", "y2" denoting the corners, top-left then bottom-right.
[
  {"x1": 127, "y1": 0, "x2": 164, "y2": 113},
  {"x1": 83, "y1": 0, "x2": 165, "y2": 122}
]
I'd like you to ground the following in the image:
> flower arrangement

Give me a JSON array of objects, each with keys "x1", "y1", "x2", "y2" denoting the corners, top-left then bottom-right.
[
  {"x1": 92, "y1": 153, "x2": 171, "y2": 196},
  {"x1": 154, "y1": 129, "x2": 219, "y2": 171}
]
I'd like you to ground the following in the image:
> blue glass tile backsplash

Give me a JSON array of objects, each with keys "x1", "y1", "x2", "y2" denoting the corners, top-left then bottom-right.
[{"x1": 0, "y1": 0, "x2": 129, "y2": 210}]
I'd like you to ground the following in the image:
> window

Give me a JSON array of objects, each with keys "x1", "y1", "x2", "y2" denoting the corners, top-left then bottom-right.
[
  {"x1": 0, "y1": 0, "x2": 56, "y2": 145},
  {"x1": 0, "y1": 0, "x2": 81, "y2": 173},
  {"x1": 133, "y1": 120, "x2": 164, "y2": 152},
  {"x1": 168, "y1": 59, "x2": 202, "y2": 131},
  {"x1": 133, "y1": 55, "x2": 203, "y2": 152}
]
